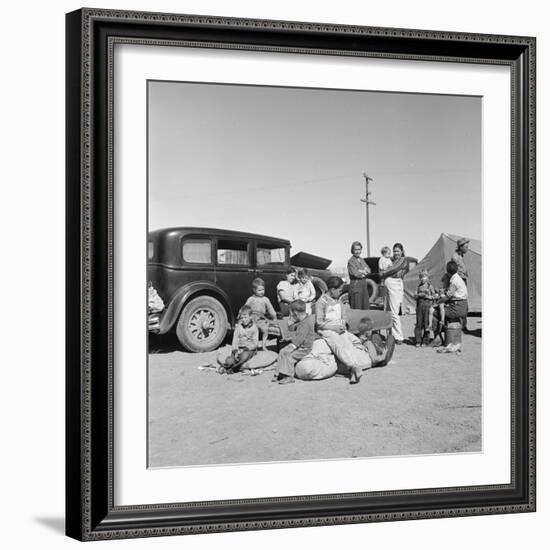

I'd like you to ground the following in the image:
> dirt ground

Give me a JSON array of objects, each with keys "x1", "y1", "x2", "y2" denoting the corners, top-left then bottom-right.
[{"x1": 148, "y1": 314, "x2": 482, "y2": 468}]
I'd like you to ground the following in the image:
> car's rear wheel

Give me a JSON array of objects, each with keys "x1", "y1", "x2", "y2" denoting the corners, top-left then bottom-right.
[
  {"x1": 366, "y1": 279, "x2": 379, "y2": 302},
  {"x1": 176, "y1": 295, "x2": 228, "y2": 352},
  {"x1": 340, "y1": 280, "x2": 379, "y2": 305}
]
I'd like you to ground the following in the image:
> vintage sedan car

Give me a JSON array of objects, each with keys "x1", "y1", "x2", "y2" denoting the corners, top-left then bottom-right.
[{"x1": 148, "y1": 227, "x2": 335, "y2": 352}]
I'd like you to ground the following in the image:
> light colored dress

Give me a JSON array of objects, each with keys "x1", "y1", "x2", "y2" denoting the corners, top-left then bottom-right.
[
  {"x1": 296, "y1": 279, "x2": 316, "y2": 314},
  {"x1": 381, "y1": 256, "x2": 409, "y2": 342}
]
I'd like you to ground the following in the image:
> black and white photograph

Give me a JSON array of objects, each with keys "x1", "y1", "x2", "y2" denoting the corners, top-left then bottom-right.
[{"x1": 147, "y1": 80, "x2": 482, "y2": 468}]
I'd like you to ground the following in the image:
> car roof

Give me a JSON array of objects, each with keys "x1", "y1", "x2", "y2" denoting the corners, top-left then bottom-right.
[{"x1": 148, "y1": 227, "x2": 290, "y2": 246}]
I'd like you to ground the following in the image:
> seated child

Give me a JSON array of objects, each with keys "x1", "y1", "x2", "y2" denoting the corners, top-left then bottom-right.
[
  {"x1": 296, "y1": 268, "x2": 316, "y2": 314},
  {"x1": 276, "y1": 268, "x2": 298, "y2": 316},
  {"x1": 245, "y1": 278, "x2": 277, "y2": 350},
  {"x1": 414, "y1": 269, "x2": 437, "y2": 346},
  {"x1": 220, "y1": 305, "x2": 258, "y2": 374},
  {"x1": 274, "y1": 300, "x2": 317, "y2": 385}
]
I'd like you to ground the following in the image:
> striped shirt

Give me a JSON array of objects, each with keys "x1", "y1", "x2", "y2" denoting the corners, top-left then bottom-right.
[{"x1": 381, "y1": 256, "x2": 409, "y2": 280}]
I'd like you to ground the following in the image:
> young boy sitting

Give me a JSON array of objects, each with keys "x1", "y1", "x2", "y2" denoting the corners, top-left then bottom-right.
[
  {"x1": 245, "y1": 278, "x2": 277, "y2": 350},
  {"x1": 220, "y1": 305, "x2": 258, "y2": 374},
  {"x1": 274, "y1": 300, "x2": 317, "y2": 385}
]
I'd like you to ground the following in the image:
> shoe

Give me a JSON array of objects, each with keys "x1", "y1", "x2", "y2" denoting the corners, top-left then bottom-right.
[
  {"x1": 278, "y1": 375, "x2": 295, "y2": 385},
  {"x1": 349, "y1": 365, "x2": 362, "y2": 384},
  {"x1": 415, "y1": 343, "x2": 421, "y2": 348}
]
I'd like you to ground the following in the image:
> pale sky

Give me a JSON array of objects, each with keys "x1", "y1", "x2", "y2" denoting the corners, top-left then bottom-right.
[{"x1": 148, "y1": 81, "x2": 481, "y2": 268}]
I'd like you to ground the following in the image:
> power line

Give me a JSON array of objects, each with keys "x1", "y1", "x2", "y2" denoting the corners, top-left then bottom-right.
[{"x1": 173, "y1": 173, "x2": 359, "y2": 199}]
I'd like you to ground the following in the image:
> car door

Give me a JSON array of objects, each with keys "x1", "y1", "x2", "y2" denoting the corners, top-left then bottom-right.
[{"x1": 214, "y1": 237, "x2": 255, "y2": 320}]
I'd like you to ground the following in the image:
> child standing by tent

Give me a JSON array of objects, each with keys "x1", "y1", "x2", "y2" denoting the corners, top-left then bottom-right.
[{"x1": 414, "y1": 270, "x2": 437, "y2": 346}]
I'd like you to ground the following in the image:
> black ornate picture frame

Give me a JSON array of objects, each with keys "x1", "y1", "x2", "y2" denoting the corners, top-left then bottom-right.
[{"x1": 65, "y1": 8, "x2": 536, "y2": 541}]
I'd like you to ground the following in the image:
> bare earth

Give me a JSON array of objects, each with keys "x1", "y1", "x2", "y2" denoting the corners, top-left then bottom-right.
[{"x1": 148, "y1": 315, "x2": 482, "y2": 468}]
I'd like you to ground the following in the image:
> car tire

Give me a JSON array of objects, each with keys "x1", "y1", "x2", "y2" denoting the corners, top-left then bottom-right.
[
  {"x1": 366, "y1": 279, "x2": 379, "y2": 302},
  {"x1": 340, "y1": 280, "x2": 379, "y2": 305},
  {"x1": 176, "y1": 295, "x2": 228, "y2": 352}
]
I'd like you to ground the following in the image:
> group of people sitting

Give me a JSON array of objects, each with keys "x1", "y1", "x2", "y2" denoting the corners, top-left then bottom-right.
[{"x1": 219, "y1": 274, "x2": 396, "y2": 385}]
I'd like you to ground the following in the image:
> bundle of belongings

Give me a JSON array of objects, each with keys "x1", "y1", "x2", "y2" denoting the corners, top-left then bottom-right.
[{"x1": 148, "y1": 283, "x2": 165, "y2": 332}]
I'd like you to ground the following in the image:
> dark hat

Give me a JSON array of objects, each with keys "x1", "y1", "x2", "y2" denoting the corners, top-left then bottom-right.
[{"x1": 457, "y1": 237, "x2": 470, "y2": 248}]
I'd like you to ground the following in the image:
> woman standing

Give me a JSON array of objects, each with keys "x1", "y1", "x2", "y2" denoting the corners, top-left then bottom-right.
[
  {"x1": 380, "y1": 243, "x2": 409, "y2": 344},
  {"x1": 347, "y1": 241, "x2": 371, "y2": 310}
]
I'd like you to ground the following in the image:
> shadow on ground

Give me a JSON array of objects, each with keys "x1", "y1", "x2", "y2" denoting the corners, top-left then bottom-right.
[{"x1": 34, "y1": 517, "x2": 65, "y2": 535}]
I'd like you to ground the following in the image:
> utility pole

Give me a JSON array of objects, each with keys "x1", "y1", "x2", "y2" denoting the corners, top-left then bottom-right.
[{"x1": 360, "y1": 172, "x2": 376, "y2": 256}]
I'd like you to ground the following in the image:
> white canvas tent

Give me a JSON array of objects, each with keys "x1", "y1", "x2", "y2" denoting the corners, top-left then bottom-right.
[{"x1": 403, "y1": 233, "x2": 482, "y2": 313}]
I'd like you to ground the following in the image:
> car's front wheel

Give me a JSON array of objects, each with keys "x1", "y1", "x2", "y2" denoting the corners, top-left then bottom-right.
[{"x1": 176, "y1": 295, "x2": 228, "y2": 352}]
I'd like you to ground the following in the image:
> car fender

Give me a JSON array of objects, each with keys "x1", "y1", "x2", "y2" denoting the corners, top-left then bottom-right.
[
  {"x1": 158, "y1": 281, "x2": 234, "y2": 334},
  {"x1": 310, "y1": 275, "x2": 328, "y2": 293}
]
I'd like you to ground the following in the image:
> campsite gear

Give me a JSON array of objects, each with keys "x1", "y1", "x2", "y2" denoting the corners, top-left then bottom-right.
[
  {"x1": 403, "y1": 233, "x2": 481, "y2": 314},
  {"x1": 221, "y1": 348, "x2": 257, "y2": 374},
  {"x1": 437, "y1": 342, "x2": 462, "y2": 353},
  {"x1": 295, "y1": 339, "x2": 339, "y2": 380},
  {"x1": 148, "y1": 284, "x2": 165, "y2": 313},
  {"x1": 216, "y1": 347, "x2": 277, "y2": 371},
  {"x1": 445, "y1": 321, "x2": 463, "y2": 347}
]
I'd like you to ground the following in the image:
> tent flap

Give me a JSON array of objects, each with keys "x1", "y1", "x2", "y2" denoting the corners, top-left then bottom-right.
[{"x1": 403, "y1": 233, "x2": 482, "y2": 314}]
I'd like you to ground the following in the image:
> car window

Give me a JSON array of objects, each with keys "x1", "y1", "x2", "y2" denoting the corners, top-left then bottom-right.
[
  {"x1": 217, "y1": 239, "x2": 249, "y2": 265},
  {"x1": 257, "y1": 243, "x2": 286, "y2": 265},
  {"x1": 182, "y1": 239, "x2": 212, "y2": 264}
]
